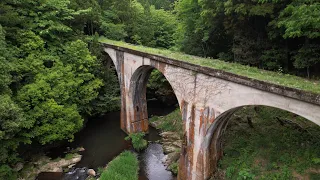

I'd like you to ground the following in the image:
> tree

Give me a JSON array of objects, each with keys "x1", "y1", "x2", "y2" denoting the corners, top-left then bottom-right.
[
  {"x1": 0, "y1": 94, "x2": 28, "y2": 180},
  {"x1": 174, "y1": 0, "x2": 205, "y2": 56},
  {"x1": 277, "y1": 1, "x2": 320, "y2": 39},
  {"x1": 276, "y1": 0, "x2": 320, "y2": 76},
  {"x1": 0, "y1": 25, "x2": 11, "y2": 94},
  {"x1": 0, "y1": 0, "x2": 121, "y2": 177},
  {"x1": 16, "y1": 40, "x2": 103, "y2": 144}
]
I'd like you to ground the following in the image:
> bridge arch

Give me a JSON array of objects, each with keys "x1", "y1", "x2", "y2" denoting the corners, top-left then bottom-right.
[
  {"x1": 128, "y1": 65, "x2": 183, "y2": 133},
  {"x1": 202, "y1": 104, "x2": 320, "y2": 179}
]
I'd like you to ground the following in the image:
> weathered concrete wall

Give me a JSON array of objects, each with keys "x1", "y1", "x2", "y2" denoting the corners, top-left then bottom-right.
[{"x1": 104, "y1": 45, "x2": 320, "y2": 180}]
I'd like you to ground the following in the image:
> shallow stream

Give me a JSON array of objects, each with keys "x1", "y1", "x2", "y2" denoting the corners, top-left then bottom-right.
[{"x1": 37, "y1": 100, "x2": 176, "y2": 180}]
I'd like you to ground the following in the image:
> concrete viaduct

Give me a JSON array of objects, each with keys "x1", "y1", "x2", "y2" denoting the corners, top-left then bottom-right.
[{"x1": 103, "y1": 43, "x2": 320, "y2": 180}]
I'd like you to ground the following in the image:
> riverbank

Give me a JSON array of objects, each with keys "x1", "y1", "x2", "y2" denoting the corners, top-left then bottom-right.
[
  {"x1": 18, "y1": 149, "x2": 83, "y2": 180},
  {"x1": 17, "y1": 104, "x2": 178, "y2": 180},
  {"x1": 100, "y1": 151, "x2": 139, "y2": 180},
  {"x1": 149, "y1": 108, "x2": 183, "y2": 175}
]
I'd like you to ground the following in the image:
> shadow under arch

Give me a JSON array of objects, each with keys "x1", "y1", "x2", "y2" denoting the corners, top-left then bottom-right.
[
  {"x1": 203, "y1": 105, "x2": 320, "y2": 178},
  {"x1": 129, "y1": 65, "x2": 182, "y2": 131}
]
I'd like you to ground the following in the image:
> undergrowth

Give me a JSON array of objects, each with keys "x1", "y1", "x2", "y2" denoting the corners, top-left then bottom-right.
[
  {"x1": 218, "y1": 107, "x2": 320, "y2": 180},
  {"x1": 125, "y1": 132, "x2": 148, "y2": 151}
]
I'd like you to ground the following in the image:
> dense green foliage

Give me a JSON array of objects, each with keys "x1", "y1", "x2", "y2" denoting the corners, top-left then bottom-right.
[
  {"x1": 125, "y1": 132, "x2": 148, "y2": 151},
  {"x1": 0, "y1": 0, "x2": 119, "y2": 177},
  {"x1": 0, "y1": 0, "x2": 319, "y2": 178},
  {"x1": 91, "y1": 0, "x2": 177, "y2": 48},
  {"x1": 100, "y1": 151, "x2": 139, "y2": 180},
  {"x1": 217, "y1": 107, "x2": 320, "y2": 179},
  {"x1": 96, "y1": 0, "x2": 320, "y2": 78},
  {"x1": 175, "y1": 0, "x2": 320, "y2": 77}
]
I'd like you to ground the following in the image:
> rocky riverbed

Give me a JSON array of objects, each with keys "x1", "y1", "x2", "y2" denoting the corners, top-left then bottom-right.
[
  {"x1": 150, "y1": 121, "x2": 182, "y2": 175},
  {"x1": 16, "y1": 147, "x2": 99, "y2": 180},
  {"x1": 18, "y1": 153, "x2": 81, "y2": 180}
]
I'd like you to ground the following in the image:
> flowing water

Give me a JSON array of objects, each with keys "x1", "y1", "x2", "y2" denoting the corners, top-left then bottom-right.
[{"x1": 37, "y1": 99, "x2": 176, "y2": 180}]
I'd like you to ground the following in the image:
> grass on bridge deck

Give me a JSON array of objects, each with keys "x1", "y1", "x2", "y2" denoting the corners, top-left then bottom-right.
[{"x1": 99, "y1": 37, "x2": 320, "y2": 94}]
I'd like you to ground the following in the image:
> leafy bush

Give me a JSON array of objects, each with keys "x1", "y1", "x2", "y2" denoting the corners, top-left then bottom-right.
[
  {"x1": 0, "y1": 165, "x2": 16, "y2": 180},
  {"x1": 237, "y1": 169, "x2": 255, "y2": 180},
  {"x1": 125, "y1": 132, "x2": 147, "y2": 151}
]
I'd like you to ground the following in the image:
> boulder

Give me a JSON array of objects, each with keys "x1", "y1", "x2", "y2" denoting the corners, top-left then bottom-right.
[
  {"x1": 51, "y1": 167, "x2": 62, "y2": 172},
  {"x1": 160, "y1": 132, "x2": 175, "y2": 137},
  {"x1": 68, "y1": 164, "x2": 76, "y2": 169},
  {"x1": 87, "y1": 169, "x2": 96, "y2": 176},
  {"x1": 172, "y1": 141, "x2": 182, "y2": 148},
  {"x1": 165, "y1": 152, "x2": 180, "y2": 165},
  {"x1": 160, "y1": 132, "x2": 181, "y2": 140},
  {"x1": 162, "y1": 142, "x2": 173, "y2": 147},
  {"x1": 13, "y1": 162, "x2": 24, "y2": 172},
  {"x1": 149, "y1": 121, "x2": 161, "y2": 128},
  {"x1": 161, "y1": 155, "x2": 168, "y2": 164},
  {"x1": 163, "y1": 145, "x2": 178, "y2": 154},
  {"x1": 39, "y1": 154, "x2": 82, "y2": 172},
  {"x1": 63, "y1": 167, "x2": 88, "y2": 180},
  {"x1": 78, "y1": 147, "x2": 85, "y2": 152}
]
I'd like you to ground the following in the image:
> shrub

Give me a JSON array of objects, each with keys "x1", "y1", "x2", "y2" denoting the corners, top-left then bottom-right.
[
  {"x1": 168, "y1": 162, "x2": 178, "y2": 175},
  {"x1": 125, "y1": 132, "x2": 147, "y2": 151}
]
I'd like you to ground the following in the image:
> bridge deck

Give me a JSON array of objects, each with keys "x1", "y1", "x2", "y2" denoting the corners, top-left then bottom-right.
[{"x1": 100, "y1": 38, "x2": 320, "y2": 106}]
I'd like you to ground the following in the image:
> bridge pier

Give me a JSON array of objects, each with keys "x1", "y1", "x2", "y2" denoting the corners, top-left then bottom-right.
[
  {"x1": 115, "y1": 50, "x2": 149, "y2": 134},
  {"x1": 178, "y1": 105, "x2": 238, "y2": 180},
  {"x1": 178, "y1": 104, "x2": 219, "y2": 180},
  {"x1": 119, "y1": 89, "x2": 149, "y2": 134},
  {"x1": 119, "y1": 83, "x2": 149, "y2": 134}
]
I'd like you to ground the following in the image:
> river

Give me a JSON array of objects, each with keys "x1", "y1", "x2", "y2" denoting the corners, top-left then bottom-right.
[{"x1": 37, "y1": 99, "x2": 177, "y2": 180}]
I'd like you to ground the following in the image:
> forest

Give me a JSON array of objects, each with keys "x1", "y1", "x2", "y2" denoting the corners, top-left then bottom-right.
[{"x1": 0, "y1": 0, "x2": 319, "y2": 179}]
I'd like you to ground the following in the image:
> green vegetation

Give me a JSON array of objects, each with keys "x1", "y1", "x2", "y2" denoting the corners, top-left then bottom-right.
[
  {"x1": 150, "y1": 108, "x2": 183, "y2": 135},
  {"x1": 0, "y1": 0, "x2": 319, "y2": 178},
  {"x1": 168, "y1": 162, "x2": 179, "y2": 175},
  {"x1": 217, "y1": 107, "x2": 320, "y2": 179},
  {"x1": 64, "y1": 153, "x2": 78, "y2": 160},
  {"x1": 0, "y1": 0, "x2": 120, "y2": 177},
  {"x1": 100, "y1": 151, "x2": 139, "y2": 180},
  {"x1": 100, "y1": 38, "x2": 320, "y2": 94},
  {"x1": 175, "y1": 0, "x2": 320, "y2": 77},
  {"x1": 125, "y1": 132, "x2": 148, "y2": 151}
]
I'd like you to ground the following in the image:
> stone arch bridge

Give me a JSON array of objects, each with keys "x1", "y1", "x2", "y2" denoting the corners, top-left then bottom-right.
[{"x1": 103, "y1": 43, "x2": 320, "y2": 180}]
